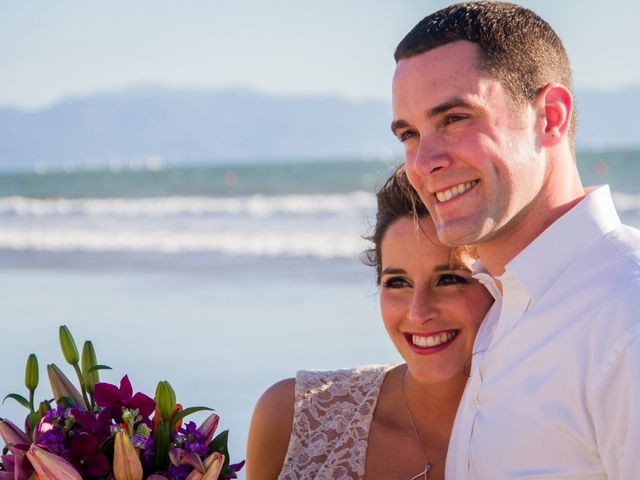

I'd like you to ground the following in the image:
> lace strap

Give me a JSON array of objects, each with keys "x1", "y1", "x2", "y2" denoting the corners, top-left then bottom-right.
[{"x1": 278, "y1": 365, "x2": 394, "y2": 480}]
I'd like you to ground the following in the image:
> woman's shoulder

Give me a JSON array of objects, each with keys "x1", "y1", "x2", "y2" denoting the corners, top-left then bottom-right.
[
  {"x1": 257, "y1": 377, "x2": 296, "y2": 411},
  {"x1": 246, "y1": 378, "x2": 296, "y2": 480},
  {"x1": 251, "y1": 377, "x2": 296, "y2": 441},
  {"x1": 295, "y1": 364, "x2": 395, "y2": 400}
]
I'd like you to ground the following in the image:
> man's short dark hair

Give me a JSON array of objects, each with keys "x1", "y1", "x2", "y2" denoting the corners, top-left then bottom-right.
[{"x1": 395, "y1": 1, "x2": 576, "y2": 143}]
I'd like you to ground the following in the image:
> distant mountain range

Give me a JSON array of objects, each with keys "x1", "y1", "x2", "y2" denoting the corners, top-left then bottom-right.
[{"x1": 0, "y1": 85, "x2": 637, "y2": 171}]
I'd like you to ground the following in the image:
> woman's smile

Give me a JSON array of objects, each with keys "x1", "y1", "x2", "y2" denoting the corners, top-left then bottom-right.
[{"x1": 406, "y1": 329, "x2": 459, "y2": 354}]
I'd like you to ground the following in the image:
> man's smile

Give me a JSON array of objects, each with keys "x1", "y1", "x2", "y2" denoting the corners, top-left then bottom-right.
[{"x1": 435, "y1": 180, "x2": 478, "y2": 203}]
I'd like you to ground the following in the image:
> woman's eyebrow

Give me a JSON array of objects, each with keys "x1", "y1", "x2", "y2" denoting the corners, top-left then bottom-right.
[
  {"x1": 381, "y1": 267, "x2": 406, "y2": 275},
  {"x1": 433, "y1": 264, "x2": 472, "y2": 273}
]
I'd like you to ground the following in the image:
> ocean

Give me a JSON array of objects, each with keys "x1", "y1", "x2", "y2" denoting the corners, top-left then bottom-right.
[{"x1": 1, "y1": 151, "x2": 638, "y2": 477}]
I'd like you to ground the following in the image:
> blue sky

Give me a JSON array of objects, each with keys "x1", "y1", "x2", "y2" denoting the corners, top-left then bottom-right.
[{"x1": 1, "y1": 0, "x2": 639, "y2": 110}]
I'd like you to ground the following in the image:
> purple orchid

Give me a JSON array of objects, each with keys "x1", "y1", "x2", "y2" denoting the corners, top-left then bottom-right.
[
  {"x1": 94, "y1": 375, "x2": 156, "y2": 425},
  {"x1": 62, "y1": 431, "x2": 110, "y2": 478},
  {"x1": 31, "y1": 405, "x2": 112, "y2": 478},
  {"x1": 223, "y1": 460, "x2": 246, "y2": 479},
  {"x1": 172, "y1": 422, "x2": 209, "y2": 458}
]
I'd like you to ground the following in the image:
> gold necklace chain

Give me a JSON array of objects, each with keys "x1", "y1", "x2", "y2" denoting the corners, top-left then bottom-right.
[{"x1": 401, "y1": 371, "x2": 434, "y2": 480}]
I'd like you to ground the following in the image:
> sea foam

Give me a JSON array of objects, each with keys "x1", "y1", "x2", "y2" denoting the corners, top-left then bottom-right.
[{"x1": 0, "y1": 192, "x2": 376, "y2": 218}]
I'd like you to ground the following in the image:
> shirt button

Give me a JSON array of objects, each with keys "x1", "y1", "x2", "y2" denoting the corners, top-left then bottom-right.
[{"x1": 468, "y1": 399, "x2": 478, "y2": 410}]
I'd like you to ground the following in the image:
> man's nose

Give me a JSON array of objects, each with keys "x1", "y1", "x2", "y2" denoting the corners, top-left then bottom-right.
[{"x1": 409, "y1": 135, "x2": 451, "y2": 177}]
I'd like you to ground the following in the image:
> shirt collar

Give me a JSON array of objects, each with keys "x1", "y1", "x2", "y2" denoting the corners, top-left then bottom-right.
[
  {"x1": 472, "y1": 259, "x2": 502, "y2": 300},
  {"x1": 505, "y1": 185, "x2": 621, "y2": 302}
]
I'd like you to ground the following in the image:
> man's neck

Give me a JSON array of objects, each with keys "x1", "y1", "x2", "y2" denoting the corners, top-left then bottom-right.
[{"x1": 478, "y1": 160, "x2": 585, "y2": 277}]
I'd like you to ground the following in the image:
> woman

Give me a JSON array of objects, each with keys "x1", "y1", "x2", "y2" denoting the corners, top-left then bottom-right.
[{"x1": 246, "y1": 166, "x2": 494, "y2": 480}]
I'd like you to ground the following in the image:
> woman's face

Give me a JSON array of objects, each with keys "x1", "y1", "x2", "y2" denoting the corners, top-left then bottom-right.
[{"x1": 379, "y1": 216, "x2": 493, "y2": 385}]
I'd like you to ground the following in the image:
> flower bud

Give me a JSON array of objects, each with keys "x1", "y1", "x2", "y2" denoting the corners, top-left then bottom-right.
[
  {"x1": 81, "y1": 341, "x2": 99, "y2": 394},
  {"x1": 201, "y1": 452, "x2": 225, "y2": 480},
  {"x1": 26, "y1": 444, "x2": 83, "y2": 480},
  {"x1": 59, "y1": 325, "x2": 79, "y2": 365},
  {"x1": 136, "y1": 423, "x2": 150, "y2": 437},
  {"x1": 24, "y1": 354, "x2": 39, "y2": 392},
  {"x1": 197, "y1": 413, "x2": 220, "y2": 445},
  {"x1": 185, "y1": 452, "x2": 224, "y2": 480},
  {"x1": 37, "y1": 400, "x2": 52, "y2": 415},
  {"x1": 113, "y1": 430, "x2": 143, "y2": 480},
  {"x1": 47, "y1": 363, "x2": 84, "y2": 405},
  {"x1": 154, "y1": 381, "x2": 176, "y2": 423},
  {"x1": 0, "y1": 419, "x2": 30, "y2": 446}
]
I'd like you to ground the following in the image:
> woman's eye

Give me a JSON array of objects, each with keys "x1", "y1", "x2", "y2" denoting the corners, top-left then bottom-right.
[
  {"x1": 383, "y1": 276, "x2": 412, "y2": 289},
  {"x1": 437, "y1": 274, "x2": 468, "y2": 286}
]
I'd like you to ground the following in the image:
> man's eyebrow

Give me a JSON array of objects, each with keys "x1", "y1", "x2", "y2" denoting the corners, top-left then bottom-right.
[
  {"x1": 427, "y1": 97, "x2": 473, "y2": 118},
  {"x1": 391, "y1": 97, "x2": 474, "y2": 135},
  {"x1": 390, "y1": 119, "x2": 410, "y2": 136}
]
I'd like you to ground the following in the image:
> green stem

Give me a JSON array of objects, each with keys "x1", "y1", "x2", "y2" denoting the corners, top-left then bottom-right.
[
  {"x1": 72, "y1": 363, "x2": 91, "y2": 410},
  {"x1": 29, "y1": 389, "x2": 35, "y2": 413}
]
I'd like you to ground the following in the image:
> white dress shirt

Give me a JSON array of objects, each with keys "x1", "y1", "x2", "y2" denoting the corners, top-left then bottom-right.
[{"x1": 446, "y1": 185, "x2": 640, "y2": 479}]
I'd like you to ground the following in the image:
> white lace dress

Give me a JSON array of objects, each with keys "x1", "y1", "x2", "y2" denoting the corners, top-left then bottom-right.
[{"x1": 277, "y1": 364, "x2": 395, "y2": 480}]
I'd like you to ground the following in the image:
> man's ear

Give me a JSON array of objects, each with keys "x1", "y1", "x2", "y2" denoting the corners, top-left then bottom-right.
[{"x1": 536, "y1": 82, "x2": 573, "y2": 147}]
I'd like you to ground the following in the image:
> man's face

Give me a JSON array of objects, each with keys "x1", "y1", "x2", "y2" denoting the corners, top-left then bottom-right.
[{"x1": 392, "y1": 40, "x2": 547, "y2": 247}]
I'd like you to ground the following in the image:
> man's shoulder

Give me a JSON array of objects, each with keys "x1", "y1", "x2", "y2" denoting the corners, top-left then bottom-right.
[
  {"x1": 552, "y1": 222, "x2": 640, "y2": 328},
  {"x1": 606, "y1": 222, "x2": 640, "y2": 266},
  {"x1": 577, "y1": 222, "x2": 640, "y2": 283}
]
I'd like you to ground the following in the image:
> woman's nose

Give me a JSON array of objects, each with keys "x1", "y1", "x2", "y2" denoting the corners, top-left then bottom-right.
[{"x1": 407, "y1": 291, "x2": 439, "y2": 325}]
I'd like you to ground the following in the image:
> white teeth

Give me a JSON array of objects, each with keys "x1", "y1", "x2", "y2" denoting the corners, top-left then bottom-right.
[
  {"x1": 435, "y1": 180, "x2": 477, "y2": 202},
  {"x1": 411, "y1": 331, "x2": 457, "y2": 348}
]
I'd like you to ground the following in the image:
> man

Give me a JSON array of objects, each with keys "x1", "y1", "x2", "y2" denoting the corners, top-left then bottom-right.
[{"x1": 391, "y1": 2, "x2": 640, "y2": 479}]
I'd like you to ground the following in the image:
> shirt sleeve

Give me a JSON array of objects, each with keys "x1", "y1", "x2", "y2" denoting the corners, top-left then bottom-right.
[{"x1": 591, "y1": 323, "x2": 640, "y2": 480}]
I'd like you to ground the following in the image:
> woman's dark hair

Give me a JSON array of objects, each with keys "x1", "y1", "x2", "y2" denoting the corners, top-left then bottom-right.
[{"x1": 363, "y1": 164, "x2": 429, "y2": 283}]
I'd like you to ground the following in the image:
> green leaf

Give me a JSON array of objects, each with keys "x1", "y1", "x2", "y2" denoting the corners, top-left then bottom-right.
[
  {"x1": 209, "y1": 429, "x2": 229, "y2": 451},
  {"x1": 100, "y1": 434, "x2": 115, "y2": 456},
  {"x1": 36, "y1": 400, "x2": 53, "y2": 416},
  {"x1": 27, "y1": 411, "x2": 42, "y2": 432},
  {"x1": 170, "y1": 406, "x2": 213, "y2": 430},
  {"x1": 87, "y1": 364, "x2": 111, "y2": 373},
  {"x1": 209, "y1": 430, "x2": 231, "y2": 472},
  {"x1": 3, "y1": 394, "x2": 30, "y2": 409},
  {"x1": 154, "y1": 422, "x2": 171, "y2": 471},
  {"x1": 55, "y1": 396, "x2": 78, "y2": 409}
]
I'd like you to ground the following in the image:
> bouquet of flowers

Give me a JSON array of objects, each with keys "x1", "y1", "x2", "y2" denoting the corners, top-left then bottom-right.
[{"x1": 0, "y1": 326, "x2": 244, "y2": 479}]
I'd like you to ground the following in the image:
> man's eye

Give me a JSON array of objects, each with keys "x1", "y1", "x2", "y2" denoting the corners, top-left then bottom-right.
[
  {"x1": 397, "y1": 130, "x2": 417, "y2": 143},
  {"x1": 437, "y1": 274, "x2": 468, "y2": 286},
  {"x1": 383, "y1": 277, "x2": 412, "y2": 289},
  {"x1": 443, "y1": 114, "x2": 466, "y2": 125}
]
